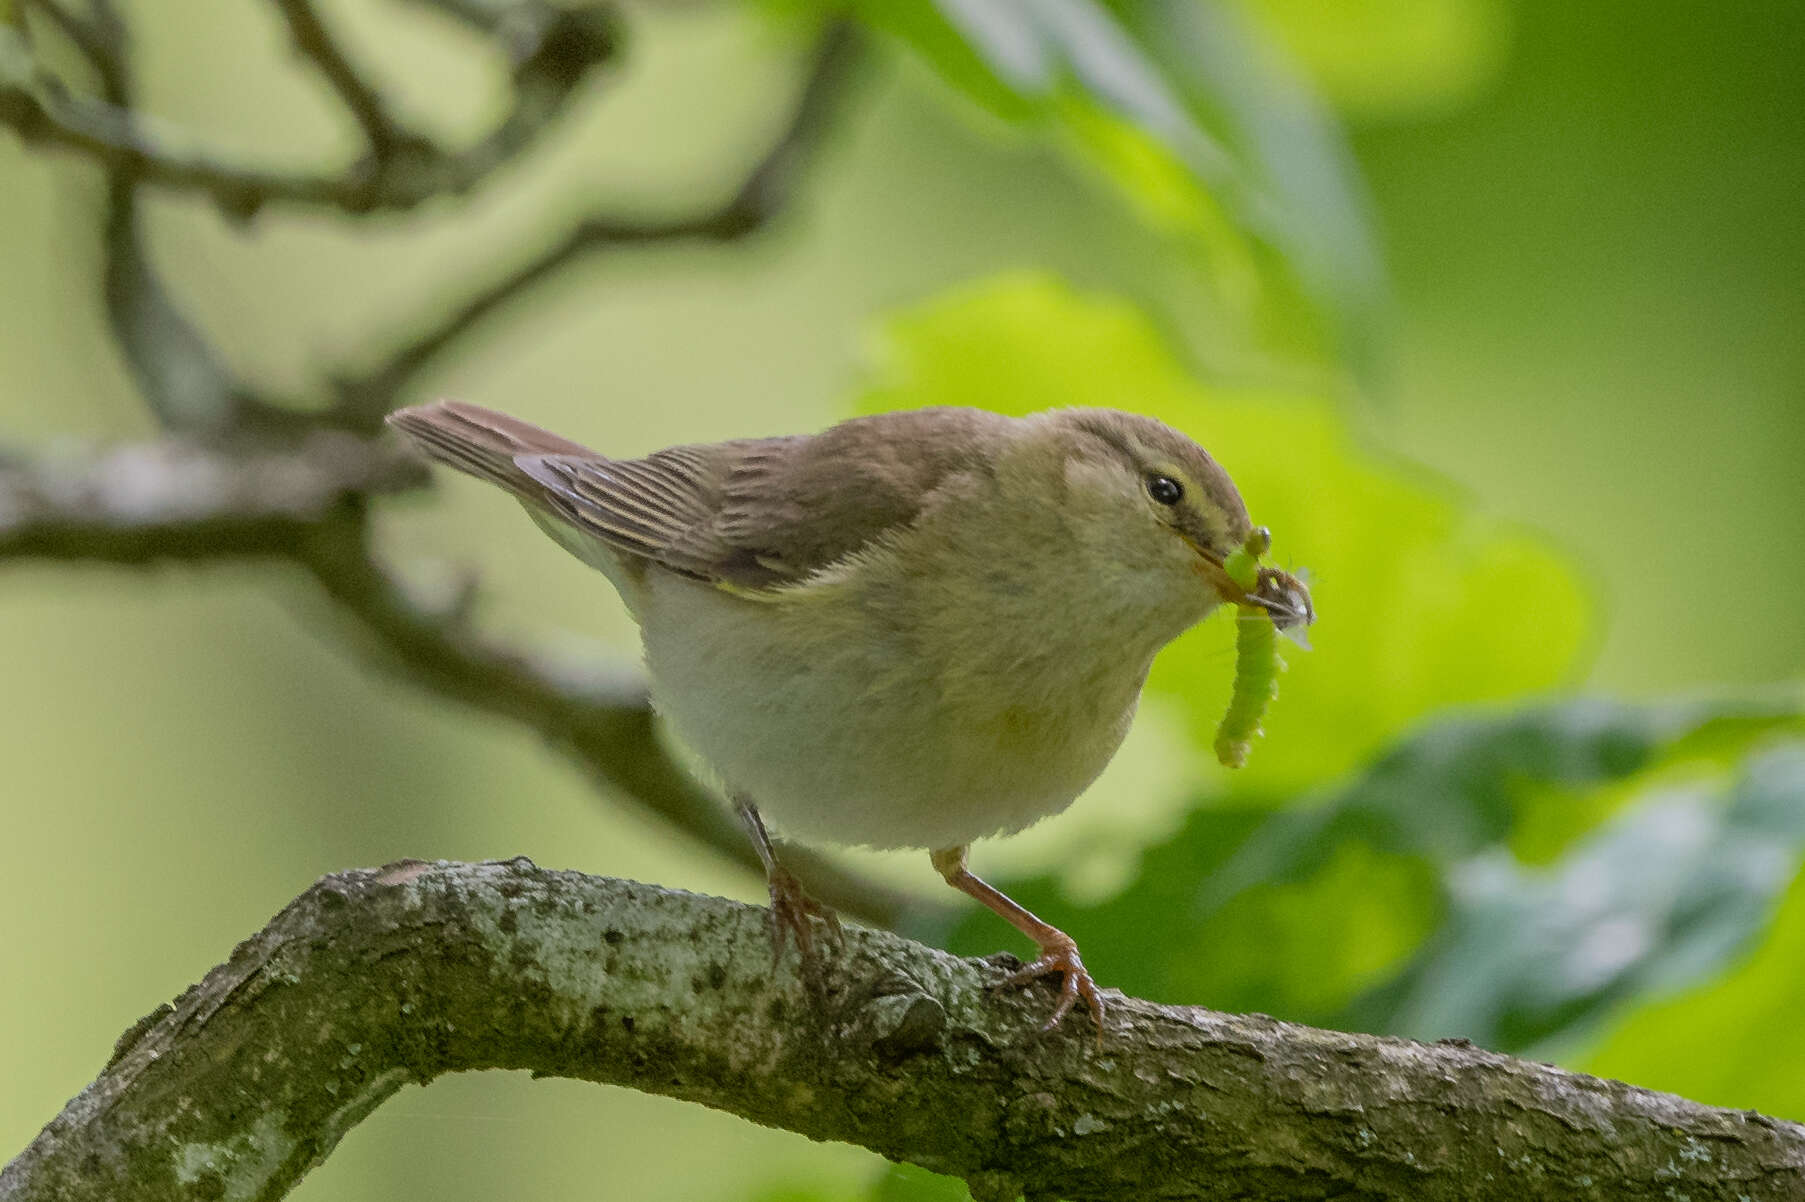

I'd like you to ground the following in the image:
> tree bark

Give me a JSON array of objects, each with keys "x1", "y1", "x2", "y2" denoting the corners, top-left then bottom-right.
[{"x1": 4, "y1": 859, "x2": 1801, "y2": 1202}]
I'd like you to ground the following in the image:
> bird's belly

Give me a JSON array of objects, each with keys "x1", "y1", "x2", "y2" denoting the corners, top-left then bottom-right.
[{"x1": 640, "y1": 579, "x2": 1142, "y2": 851}]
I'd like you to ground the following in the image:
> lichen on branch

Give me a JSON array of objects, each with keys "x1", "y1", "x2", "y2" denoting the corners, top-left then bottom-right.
[{"x1": 3, "y1": 860, "x2": 1800, "y2": 1202}]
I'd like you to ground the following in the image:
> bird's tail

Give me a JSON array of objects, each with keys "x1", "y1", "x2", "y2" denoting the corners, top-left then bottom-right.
[
  {"x1": 385, "y1": 400, "x2": 602, "y2": 505},
  {"x1": 386, "y1": 400, "x2": 637, "y2": 581}
]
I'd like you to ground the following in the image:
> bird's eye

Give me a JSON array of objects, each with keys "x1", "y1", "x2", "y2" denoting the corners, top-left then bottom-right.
[{"x1": 1146, "y1": 475, "x2": 1184, "y2": 506}]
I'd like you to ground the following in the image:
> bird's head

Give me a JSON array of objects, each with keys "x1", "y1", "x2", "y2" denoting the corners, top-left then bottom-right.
[{"x1": 1022, "y1": 409, "x2": 1315, "y2": 643}]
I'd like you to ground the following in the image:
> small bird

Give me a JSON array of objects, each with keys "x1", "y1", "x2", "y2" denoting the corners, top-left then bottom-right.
[{"x1": 388, "y1": 401, "x2": 1312, "y2": 1035}]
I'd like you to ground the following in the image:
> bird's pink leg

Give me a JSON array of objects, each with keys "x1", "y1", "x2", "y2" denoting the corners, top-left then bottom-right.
[{"x1": 931, "y1": 845, "x2": 1105, "y2": 1042}]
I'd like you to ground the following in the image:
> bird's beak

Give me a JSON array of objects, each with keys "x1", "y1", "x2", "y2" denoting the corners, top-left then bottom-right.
[
  {"x1": 1247, "y1": 566, "x2": 1315, "y2": 648},
  {"x1": 1187, "y1": 543, "x2": 1241, "y2": 603},
  {"x1": 1189, "y1": 536, "x2": 1316, "y2": 644}
]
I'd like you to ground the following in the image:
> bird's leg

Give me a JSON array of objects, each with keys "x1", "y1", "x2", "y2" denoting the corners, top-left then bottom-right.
[
  {"x1": 930, "y1": 845, "x2": 1105, "y2": 1041},
  {"x1": 734, "y1": 796, "x2": 843, "y2": 979}
]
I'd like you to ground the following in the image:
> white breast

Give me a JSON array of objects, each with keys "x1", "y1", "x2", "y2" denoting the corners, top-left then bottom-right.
[
  {"x1": 635, "y1": 501, "x2": 1208, "y2": 850},
  {"x1": 641, "y1": 581, "x2": 1146, "y2": 849}
]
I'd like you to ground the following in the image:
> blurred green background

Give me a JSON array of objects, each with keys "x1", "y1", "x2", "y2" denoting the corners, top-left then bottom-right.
[{"x1": 2, "y1": 0, "x2": 1802, "y2": 1199}]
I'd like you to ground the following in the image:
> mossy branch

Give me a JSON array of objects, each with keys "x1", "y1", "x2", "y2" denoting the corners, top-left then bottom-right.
[{"x1": 3, "y1": 860, "x2": 1801, "y2": 1202}]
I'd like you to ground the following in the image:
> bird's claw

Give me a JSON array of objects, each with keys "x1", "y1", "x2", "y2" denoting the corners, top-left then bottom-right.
[
  {"x1": 766, "y1": 865, "x2": 843, "y2": 986},
  {"x1": 995, "y1": 936, "x2": 1106, "y2": 1045}
]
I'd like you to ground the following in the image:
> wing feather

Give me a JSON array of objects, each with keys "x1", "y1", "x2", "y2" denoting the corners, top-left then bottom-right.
[{"x1": 391, "y1": 401, "x2": 1012, "y2": 591}]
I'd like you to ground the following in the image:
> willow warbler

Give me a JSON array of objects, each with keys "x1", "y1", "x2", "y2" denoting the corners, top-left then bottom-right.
[{"x1": 388, "y1": 401, "x2": 1312, "y2": 1035}]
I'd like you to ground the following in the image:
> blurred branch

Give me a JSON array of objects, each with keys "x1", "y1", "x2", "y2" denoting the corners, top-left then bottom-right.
[
  {"x1": 16, "y1": 0, "x2": 117, "y2": 80},
  {"x1": 328, "y1": 17, "x2": 861, "y2": 429},
  {"x1": 6, "y1": 860, "x2": 1803, "y2": 1202},
  {"x1": 20, "y1": 0, "x2": 244, "y2": 432},
  {"x1": 0, "y1": 434, "x2": 422, "y2": 562},
  {"x1": 1, "y1": 3, "x2": 905, "y2": 927},
  {"x1": 0, "y1": 435, "x2": 911, "y2": 926},
  {"x1": 1, "y1": 0, "x2": 618, "y2": 220},
  {"x1": 101, "y1": 162, "x2": 245, "y2": 431},
  {"x1": 270, "y1": 0, "x2": 421, "y2": 162}
]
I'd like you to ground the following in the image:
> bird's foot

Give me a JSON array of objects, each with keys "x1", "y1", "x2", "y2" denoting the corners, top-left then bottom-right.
[
  {"x1": 996, "y1": 934, "x2": 1105, "y2": 1044},
  {"x1": 766, "y1": 864, "x2": 843, "y2": 986}
]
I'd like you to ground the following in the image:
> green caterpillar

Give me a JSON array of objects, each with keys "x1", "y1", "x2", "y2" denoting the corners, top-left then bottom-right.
[
  {"x1": 1214, "y1": 604, "x2": 1282, "y2": 768},
  {"x1": 1214, "y1": 526, "x2": 1285, "y2": 769},
  {"x1": 1222, "y1": 525, "x2": 1271, "y2": 594}
]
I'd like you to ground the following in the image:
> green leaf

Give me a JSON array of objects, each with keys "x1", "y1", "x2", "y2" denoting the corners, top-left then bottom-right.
[
  {"x1": 855, "y1": 273, "x2": 1591, "y2": 795},
  {"x1": 1222, "y1": 694, "x2": 1805, "y2": 1045},
  {"x1": 1091, "y1": 0, "x2": 1386, "y2": 366},
  {"x1": 1585, "y1": 848, "x2": 1805, "y2": 1120},
  {"x1": 1200, "y1": 693, "x2": 1805, "y2": 905},
  {"x1": 1340, "y1": 741, "x2": 1805, "y2": 1052},
  {"x1": 1238, "y1": 0, "x2": 1514, "y2": 118},
  {"x1": 779, "y1": 0, "x2": 1380, "y2": 371}
]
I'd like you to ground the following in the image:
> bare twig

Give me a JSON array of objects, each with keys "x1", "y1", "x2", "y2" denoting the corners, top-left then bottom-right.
[
  {"x1": 270, "y1": 0, "x2": 421, "y2": 161},
  {"x1": 0, "y1": 434, "x2": 423, "y2": 562},
  {"x1": 2, "y1": 0, "x2": 617, "y2": 219},
  {"x1": 5, "y1": 861, "x2": 1802, "y2": 1202},
  {"x1": 17, "y1": 0, "x2": 244, "y2": 431},
  {"x1": 101, "y1": 174, "x2": 244, "y2": 430},
  {"x1": 5, "y1": 0, "x2": 905, "y2": 947},
  {"x1": 17, "y1": 0, "x2": 116, "y2": 75},
  {"x1": 5, "y1": 0, "x2": 896, "y2": 922},
  {"x1": 328, "y1": 18, "x2": 860, "y2": 429}
]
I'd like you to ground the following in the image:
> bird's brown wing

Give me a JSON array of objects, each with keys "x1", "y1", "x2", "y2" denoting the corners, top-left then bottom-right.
[
  {"x1": 479, "y1": 404, "x2": 1014, "y2": 590},
  {"x1": 390, "y1": 400, "x2": 1013, "y2": 590},
  {"x1": 516, "y1": 440, "x2": 791, "y2": 586}
]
